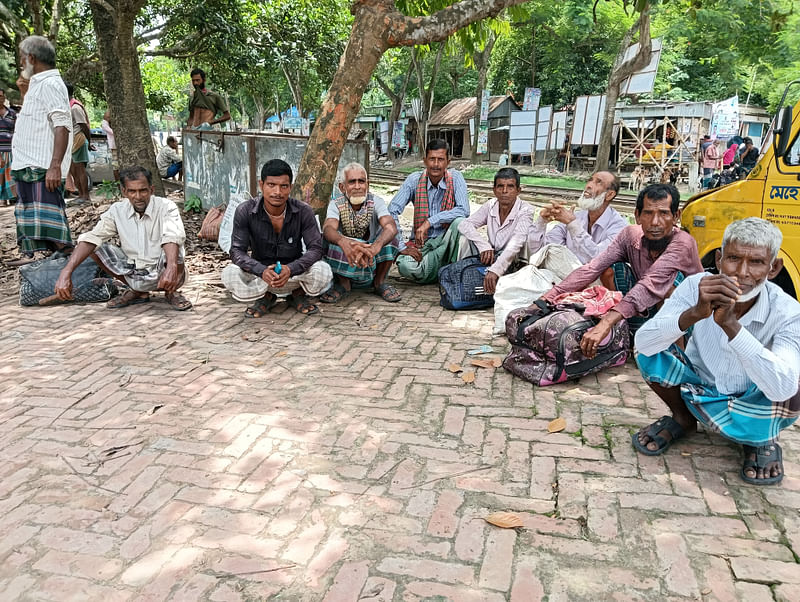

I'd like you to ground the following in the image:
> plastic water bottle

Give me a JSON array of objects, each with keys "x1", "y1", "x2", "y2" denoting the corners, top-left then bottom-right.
[{"x1": 275, "y1": 261, "x2": 282, "y2": 274}]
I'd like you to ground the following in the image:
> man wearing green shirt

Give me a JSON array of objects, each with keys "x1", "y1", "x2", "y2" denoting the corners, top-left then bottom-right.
[{"x1": 187, "y1": 68, "x2": 230, "y2": 129}]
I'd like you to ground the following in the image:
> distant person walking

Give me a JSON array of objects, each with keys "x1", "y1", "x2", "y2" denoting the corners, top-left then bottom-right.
[
  {"x1": 0, "y1": 87, "x2": 17, "y2": 205},
  {"x1": 66, "y1": 82, "x2": 91, "y2": 202},
  {"x1": 9, "y1": 35, "x2": 73, "y2": 266},
  {"x1": 186, "y1": 68, "x2": 230, "y2": 129},
  {"x1": 701, "y1": 135, "x2": 720, "y2": 190}
]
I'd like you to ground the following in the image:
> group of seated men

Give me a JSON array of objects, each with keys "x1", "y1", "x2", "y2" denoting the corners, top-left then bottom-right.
[{"x1": 49, "y1": 139, "x2": 800, "y2": 487}]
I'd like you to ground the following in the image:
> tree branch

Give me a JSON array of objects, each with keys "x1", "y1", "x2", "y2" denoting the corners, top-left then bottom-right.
[
  {"x1": 386, "y1": 0, "x2": 527, "y2": 47},
  {"x1": 89, "y1": 0, "x2": 116, "y2": 18},
  {"x1": 0, "y1": 1, "x2": 28, "y2": 39},
  {"x1": 48, "y1": 0, "x2": 64, "y2": 40}
]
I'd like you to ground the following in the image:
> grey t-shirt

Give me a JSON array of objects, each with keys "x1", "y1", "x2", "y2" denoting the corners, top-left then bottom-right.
[{"x1": 326, "y1": 192, "x2": 390, "y2": 241}]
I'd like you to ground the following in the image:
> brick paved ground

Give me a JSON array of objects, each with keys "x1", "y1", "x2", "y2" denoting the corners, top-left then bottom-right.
[{"x1": 2, "y1": 217, "x2": 800, "y2": 600}]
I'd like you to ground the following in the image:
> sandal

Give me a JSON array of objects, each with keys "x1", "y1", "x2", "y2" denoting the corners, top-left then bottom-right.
[
  {"x1": 741, "y1": 443, "x2": 784, "y2": 486},
  {"x1": 107, "y1": 289, "x2": 150, "y2": 309},
  {"x1": 631, "y1": 415, "x2": 686, "y2": 456},
  {"x1": 245, "y1": 293, "x2": 277, "y2": 318},
  {"x1": 291, "y1": 294, "x2": 319, "y2": 315},
  {"x1": 374, "y1": 282, "x2": 401, "y2": 303},
  {"x1": 320, "y1": 281, "x2": 349, "y2": 304},
  {"x1": 165, "y1": 291, "x2": 192, "y2": 311}
]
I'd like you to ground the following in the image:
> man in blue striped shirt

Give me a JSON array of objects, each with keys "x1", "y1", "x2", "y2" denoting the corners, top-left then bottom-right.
[{"x1": 633, "y1": 218, "x2": 800, "y2": 486}]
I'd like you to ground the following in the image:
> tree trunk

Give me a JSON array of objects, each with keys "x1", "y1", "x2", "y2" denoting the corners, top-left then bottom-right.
[
  {"x1": 470, "y1": 33, "x2": 496, "y2": 163},
  {"x1": 90, "y1": 0, "x2": 163, "y2": 194},
  {"x1": 411, "y1": 43, "x2": 445, "y2": 160},
  {"x1": 595, "y1": 7, "x2": 652, "y2": 170},
  {"x1": 376, "y1": 66, "x2": 412, "y2": 161}
]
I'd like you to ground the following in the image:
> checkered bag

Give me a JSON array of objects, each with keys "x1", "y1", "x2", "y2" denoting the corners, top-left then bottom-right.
[
  {"x1": 19, "y1": 255, "x2": 118, "y2": 306},
  {"x1": 438, "y1": 256, "x2": 494, "y2": 310}
]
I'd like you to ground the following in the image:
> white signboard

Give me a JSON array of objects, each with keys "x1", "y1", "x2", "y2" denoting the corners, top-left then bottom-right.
[
  {"x1": 711, "y1": 95, "x2": 740, "y2": 139},
  {"x1": 536, "y1": 106, "x2": 552, "y2": 151},
  {"x1": 619, "y1": 38, "x2": 663, "y2": 96},
  {"x1": 509, "y1": 110, "x2": 537, "y2": 155},
  {"x1": 570, "y1": 95, "x2": 607, "y2": 146},
  {"x1": 523, "y1": 88, "x2": 541, "y2": 111},
  {"x1": 550, "y1": 111, "x2": 568, "y2": 150}
]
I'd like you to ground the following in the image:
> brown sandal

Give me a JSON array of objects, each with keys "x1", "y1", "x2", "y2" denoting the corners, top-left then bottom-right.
[
  {"x1": 165, "y1": 291, "x2": 192, "y2": 311},
  {"x1": 107, "y1": 289, "x2": 150, "y2": 309}
]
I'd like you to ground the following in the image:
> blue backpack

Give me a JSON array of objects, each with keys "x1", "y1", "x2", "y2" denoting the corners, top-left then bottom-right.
[{"x1": 438, "y1": 256, "x2": 494, "y2": 310}]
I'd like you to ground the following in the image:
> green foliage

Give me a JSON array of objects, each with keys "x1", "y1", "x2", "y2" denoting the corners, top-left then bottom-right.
[
  {"x1": 97, "y1": 180, "x2": 121, "y2": 200},
  {"x1": 184, "y1": 194, "x2": 202, "y2": 212},
  {"x1": 141, "y1": 57, "x2": 188, "y2": 114}
]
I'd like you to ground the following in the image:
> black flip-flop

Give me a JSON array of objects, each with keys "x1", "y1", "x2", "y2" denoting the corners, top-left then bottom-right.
[
  {"x1": 631, "y1": 415, "x2": 686, "y2": 456},
  {"x1": 245, "y1": 293, "x2": 277, "y2": 318},
  {"x1": 320, "y1": 281, "x2": 349, "y2": 304},
  {"x1": 291, "y1": 294, "x2": 319, "y2": 315},
  {"x1": 375, "y1": 282, "x2": 401, "y2": 303},
  {"x1": 741, "y1": 443, "x2": 784, "y2": 486}
]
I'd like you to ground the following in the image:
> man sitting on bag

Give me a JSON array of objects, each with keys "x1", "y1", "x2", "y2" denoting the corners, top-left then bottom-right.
[
  {"x1": 54, "y1": 165, "x2": 192, "y2": 310},
  {"x1": 540, "y1": 183, "x2": 703, "y2": 357},
  {"x1": 388, "y1": 138, "x2": 469, "y2": 284},
  {"x1": 320, "y1": 162, "x2": 400, "y2": 303},
  {"x1": 457, "y1": 167, "x2": 533, "y2": 296},
  {"x1": 633, "y1": 218, "x2": 800, "y2": 486}
]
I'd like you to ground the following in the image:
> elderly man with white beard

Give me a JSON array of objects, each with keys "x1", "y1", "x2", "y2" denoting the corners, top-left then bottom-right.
[{"x1": 527, "y1": 170, "x2": 627, "y2": 265}]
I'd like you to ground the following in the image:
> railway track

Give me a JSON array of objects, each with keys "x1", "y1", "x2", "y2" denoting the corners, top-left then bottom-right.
[{"x1": 370, "y1": 167, "x2": 639, "y2": 213}]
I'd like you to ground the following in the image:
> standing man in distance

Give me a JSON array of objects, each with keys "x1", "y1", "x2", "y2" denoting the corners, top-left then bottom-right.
[
  {"x1": 9, "y1": 35, "x2": 73, "y2": 266},
  {"x1": 66, "y1": 82, "x2": 91, "y2": 203},
  {"x1": 187, "y1": 68, "x2": 230, "y2": 129},
  {"x1": 0, "y1": 88, "x2": 17, "y2": 205},
  {"x1": 101, "y1": 109, "x2": 119, "y2": 181}
]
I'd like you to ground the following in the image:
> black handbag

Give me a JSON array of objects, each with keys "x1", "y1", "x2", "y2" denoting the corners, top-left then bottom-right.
[{"x1": 19, "y1": 255, "x2": 118, "y2": 306}]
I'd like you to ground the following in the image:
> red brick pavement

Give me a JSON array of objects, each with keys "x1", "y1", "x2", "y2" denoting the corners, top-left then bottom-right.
[{"x1": 1, "y1": 274, "x2": 800, "y2": 601}]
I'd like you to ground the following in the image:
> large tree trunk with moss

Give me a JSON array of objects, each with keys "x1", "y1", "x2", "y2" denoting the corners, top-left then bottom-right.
[
  {"x1": 470, "y1": 32, "x2": 496, "y2": 163},
  {"x1": 89, "y1": 0, "x2": 162, "y2": 194},
  {"x1": 293, "y1": 0, "x2": 531, "y2": 213}
]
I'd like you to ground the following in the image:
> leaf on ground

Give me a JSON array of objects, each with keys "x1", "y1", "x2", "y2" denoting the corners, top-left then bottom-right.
[
  {"x1": 547, "y1": 417, "x2": 567, "y2": 433},
  {"x1": 491, "y1": 357, "x2": 502, "y2": 367},
  {"x1": 485, "y1": 511, "x2": 524, "y2": 528},
  {"x1": 461, "y1": 371, "x2": 476, "y2": 384},
  {"x1": 275, "y1": 350, "x2": 288, "y2": 357},
  {"x1": 448, "y1": 363, "x2": 463, "y2": 373},
  {"x1": 470, "y1": 359, "x2": 496, "y2": 370}
]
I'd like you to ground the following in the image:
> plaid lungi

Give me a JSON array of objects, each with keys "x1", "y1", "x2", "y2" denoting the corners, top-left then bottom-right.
[
  {"x1": 325, "y1": 238, "x2": 398, "y2": 287},
  {"x1": 613, "y1": 262, "x2": 685, "y2": 334},
  {"x1": 637, "y1": 345, "x2": 799, "y2": 446},
  {"x1": 94, "y1": 242, "x2": 186, "y2": 293},
  {"x1": 221, "y1": 261, "x2": 333, "y2": 303},
  {"x1": 396, "y1": 217, "x2": 464, "y2": 285},
  {"x1": 0, "y1": 151, "x2": 16, "y2": 201},
  {"x1": 12, "y1": 168, "x2": 72, "y2": 254}
]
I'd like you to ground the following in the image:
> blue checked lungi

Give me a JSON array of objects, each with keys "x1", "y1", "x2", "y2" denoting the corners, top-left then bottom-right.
[
  {"x1": 325, "y1": 238, "x2": 398, "y2": 287},
  {"x1": 613, "y1": 262, "x2": 685, "y2": 334},
  {"x1": 11, "y1": 167, "x2": 72, "y2": 254},
  {"x1": 637, "y1": 344, "x2": 799, "y2": 446}
]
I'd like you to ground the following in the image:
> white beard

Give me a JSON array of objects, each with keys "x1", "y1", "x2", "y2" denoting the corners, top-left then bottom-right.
[
  {"x1": 21, "y1": 59, "x2": 34, "y2": 80},
  {"x1": 349, "y1": 195, "x2": 366, "y2": 206},
  {"x1": 738, "y1": 279, "x2": 766, "y2": 303},
  {"x1": 577, "y1": 192, "x2": 605, "y2": 211}
]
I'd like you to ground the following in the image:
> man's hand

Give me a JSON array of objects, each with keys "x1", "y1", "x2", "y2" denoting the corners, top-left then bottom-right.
[
  {"x1": 543, "y1": 202, "x2": 576, "y2": 225},
  {"x1": 54, "y1": 268, "x2": 74, "y2": 301},
  {"x1": 695, "y1": 274, "x2": 739, "y2": 319},
  {"x1": 340, "y1": 238, "x2": 367, "y2": 267},
  {"x1": 482, "y1": 271, "x2": 499, "y2": 295},
  {"x1": 414, "y1": 219, "x2": 431, "y2": 245},
  {"x1": 580, "y1": 319, "x2": 613, "y2": 359},
  {"x1": 16, "y1": 76, "x2": 29, "y2": 99},
  {"x1": 400, "y1": 246, "x2": 423, "y2": 262},
  {"x1": 45, "y1": 166, "x2": 61, "y2": 192},
  {"x1": 157, "y1": 264, "x2": 181, "y2": 293},
  {"x1": 480, "y1": 249, "x2": 495, "y2": 266},
  {"x1": 263, "y1": 264, "x2": 291, "y2": 289}
]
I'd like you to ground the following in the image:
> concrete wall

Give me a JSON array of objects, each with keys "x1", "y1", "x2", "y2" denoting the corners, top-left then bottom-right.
[{"x1": 183, "y1": 131, "x2": 369, "y2": 209}]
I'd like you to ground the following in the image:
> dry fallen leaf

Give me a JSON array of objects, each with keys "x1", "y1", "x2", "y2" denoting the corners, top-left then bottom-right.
[
  {"x1": 448, "y1": 363, "x2": 463, "y2": 373},
  {"x1": 275, "y1": 350, "x2": 288, "y2": 357},
  {"x1": 470, "y1": 359, "x2": 496, "y2": 370},
  {"x1": 491, "y1": 357, "x2": 502, "y2": 368},
  {"x1": 547, "y1": 417, "x2": 567, "y2": 433},
  {"x1": 701, "y1": 589, "x2": 711, "y2": 596},
  {"x1": 461, "y1": 371, "x2": 476, "y2": 384},
  {"x1": 484, "y1": 511, "x2": 524, "y2": 529}
]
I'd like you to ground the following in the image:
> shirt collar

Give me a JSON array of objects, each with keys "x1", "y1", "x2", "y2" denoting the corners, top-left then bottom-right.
[
  {"x1": 426, "y1": 172, "x2": 448, "y2": 191},
  {"x1": 489, "y1": 197, "x2": 522, "y2": 223},
  {"x1": 125, "y1": 196, "x2": 156, "y2": 219},
  {"x1": 30, "y1": 69, "x2": 60, "y2": 83},
  {"x1": 252, "y1": 196, "x2": 300, "y2": 215},
  {"x1": 739, "y1": 281, "x2": 773, "y2": 326}
]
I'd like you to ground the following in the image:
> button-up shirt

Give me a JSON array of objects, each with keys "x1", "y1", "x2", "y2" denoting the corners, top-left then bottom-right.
[
  {"x1": 542, "y1": 225, "x2": 703, "y2": 318},
  {"x1": 388, "y1": 169, "x2": 470, "y2": 250},
  {"x1": 528, "y1": 206, "x2": 628, "y2": 264},
  {"x1": 78, "y1": 196, "x2": 186, "y2": 268},
  {"x1": 11, "y1": 69, "x2": 73, "y2": 178},
  {"x1": 230, "y1": 196, "x2": 322, "y2": 277},
  {"x1": 458, "y1": 197, "x2": 533, "y2": 276},
  {"x1": 635, "y1": 274, "x2": 800, "y2": 401}
]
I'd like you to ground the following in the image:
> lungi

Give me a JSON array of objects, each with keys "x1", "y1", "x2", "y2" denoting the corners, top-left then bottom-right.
[
  {"x1": 94, "y1": 242, "x2": 185, "y2": 292},
  {"x1": 637, "y1": 345, "x2": 799, "y2": 446},
  {"x1": 0, "y1": 151, "x2": 16, "y2": 201},
  {"x1": 613, "y1": 262, "x2": 684, "y2": 334},
  {"x1": 325, "y1": 238, "x2": 398, "y2": 287},
  {"x1": 395, "y1": 217, "x2": 464, "y2": 285},
  {"x1": 12, "y1": 167, "x2": 72, "y2": 254},
  {"x1": 221, "y1": 261, "x2": 333, "y2": 303}
]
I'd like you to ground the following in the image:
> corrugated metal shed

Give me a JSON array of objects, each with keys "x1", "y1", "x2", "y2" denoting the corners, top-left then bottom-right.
[{"x1": 429, "y1": 95, "x2": 515, "y2": 126}]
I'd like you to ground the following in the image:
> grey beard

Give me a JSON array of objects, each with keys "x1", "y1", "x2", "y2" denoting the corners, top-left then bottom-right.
[
  {"x1": 21, "y1": 62, "x2": 34, "y2": 80},
  {"x1": 738, "y1": 280, "x2": 766, "y2": 302},
  {"x1": 577, "y1": 193, "x2": 605, "y2": 211}
]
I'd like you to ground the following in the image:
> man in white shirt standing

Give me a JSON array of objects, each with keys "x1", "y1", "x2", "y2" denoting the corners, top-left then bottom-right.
[
  {"x1": 633, "y1": 218, "x2": 800, "y2": 486},
  {"x1": 9, "y1": 35, "x2": 73, "y2": 266},
  {"x1": 54, "y1": 165, "x2": 192, "y2": 311}
]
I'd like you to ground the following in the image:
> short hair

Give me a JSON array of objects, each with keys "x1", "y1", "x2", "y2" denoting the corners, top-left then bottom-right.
[
  {"x1": 65, "y1": 82, "x2": 74, "y2": 98},
  {"x1": 190, "y1": 68, "x2": 206, "y2": 80},
  {"x1": 636, "y1": 183, "x2": 680, "y2": 214},
  {"x1": 166, "y1": 136, "x2": 177, "y2": 144},
  {"x1": 425, "y1": 138, "x2": 450, "y2": 158},
  {"x1": 494, "y1": 167, "x2": 520, "y2": 187},
  {"x1": 338, "y1": 162, "x2": 367, "y2": 184},
  {"x1": 119, "y1": 166, "x2": 153, "y2": 187},
  {"x1": 722, "y1": 217, "x2": 782, "y2": 261},
  {"x1": 744, "y1": 137, "x2": 753, "y2": 145},
  {"x1": 703, "y1": 135, "x2": 711, "y2": 140},
  {"x1": 260, "y1": 159, "x2": 292, "y2": 182},
  {"x1": 19, "y1": 35, "x2": 56, "y2": 67},
  {"x1": 595, "y1": 170, "x2": 620, "y2": 195}
]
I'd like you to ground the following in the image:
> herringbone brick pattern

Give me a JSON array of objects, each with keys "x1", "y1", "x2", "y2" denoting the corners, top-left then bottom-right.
[{"x1": 1, "y1": 277, "x2": 799, "y2": 601}]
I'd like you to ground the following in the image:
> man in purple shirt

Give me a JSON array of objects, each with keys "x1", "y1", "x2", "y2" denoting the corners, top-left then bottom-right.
[
  {"x1": 221, "y1": 159, "x2": 333, "y2": 317},
  {"x1": 541, "y1": 183, "x2": 703, "y2": 357}
]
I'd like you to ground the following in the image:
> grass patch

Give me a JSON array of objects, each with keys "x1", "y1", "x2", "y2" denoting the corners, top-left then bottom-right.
[{"x1": 462, "y1": 166, "x2": 586, "y2": 190}]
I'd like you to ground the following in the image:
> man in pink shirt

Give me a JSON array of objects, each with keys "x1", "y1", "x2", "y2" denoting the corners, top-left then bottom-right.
[
  {"x1": 458, "y1": 168, "x2": 533, "y2": 295},
  {"x1": 541, "y1": 183, "x2": 703, "y2": 356}
]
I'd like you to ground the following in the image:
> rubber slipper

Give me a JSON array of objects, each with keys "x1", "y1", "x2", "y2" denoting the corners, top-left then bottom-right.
[
  {"x1": 631, "y1": 415, "x2": 686, "y2": 456},
  {"x1": 320, "y1": 281, "x2": 349, "y2": 304},
  {"x1": 166, "y1": 292, "x2": 192, "y2": 311},
  {"x1": 741, "y1": 443, "x2": 784, "y2": 486},
  {"x1": 374, "y1": 282, "x2": 401, "y2": 303},
  {"x1": 245, "y1": 293, "x2": 277, "y2": 318},
  {"x1": 291, "y1": 294, "x2": 319, "y2": 315},
  {"x1": 107, "y1": 290, "x2": 150, "y2": 309}
]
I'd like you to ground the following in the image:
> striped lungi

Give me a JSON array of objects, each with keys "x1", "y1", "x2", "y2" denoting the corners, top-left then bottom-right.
[
  {"x1": 325, "y1": 238, "x2": 398, "y2": 287},
  {"x1": 636, "y1": 344, "x2": 799, "y2": 446},
  {"x1": 11, "y1": 168, "x2": 72, "y2": 254},
  {"x1": 0, "y1": 151, "x2": 16, "y2": 201}
]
